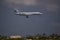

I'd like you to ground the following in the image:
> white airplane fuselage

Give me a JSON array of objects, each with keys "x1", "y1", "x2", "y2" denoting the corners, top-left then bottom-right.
[
  {"x1": 16, "y1": 12, "x2": 43, "y2": 16},
  {"x1": 14, "y1": 9, "x2": 43, "y2": 18}
]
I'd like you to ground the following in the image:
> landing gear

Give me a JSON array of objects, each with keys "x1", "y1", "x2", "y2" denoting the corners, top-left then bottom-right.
[{"x1": 26, "y1": 16, "x2": 29, "y2": 18}]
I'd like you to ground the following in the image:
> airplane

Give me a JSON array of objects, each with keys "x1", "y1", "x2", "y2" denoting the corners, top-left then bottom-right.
[{"x1": 14, "y1": 9, "x2": 43, "y2": 18}]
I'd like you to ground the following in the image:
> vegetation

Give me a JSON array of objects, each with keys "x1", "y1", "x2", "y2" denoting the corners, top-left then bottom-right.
[{"x1": 0, "y1": 33, "x2": 60, "y2": 40}]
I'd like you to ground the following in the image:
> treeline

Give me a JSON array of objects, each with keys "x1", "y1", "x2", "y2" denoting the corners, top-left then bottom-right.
[
  {"x1": 26, "y1": 33, "x2": 60, "y2": 40},
  {"x1": 0, "y1": 33, "x2": 60, "y2": 40}
]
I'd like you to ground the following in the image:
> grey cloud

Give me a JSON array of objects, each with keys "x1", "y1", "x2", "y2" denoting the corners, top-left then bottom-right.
[
  {"x1": 1, "y1": 0, "x2": 60, "y2": 12},
  {"x1": 3, "y1": 0, "x2": 38, "y2": 6},
  {"x1": 51, "y1": 22, "x2": 60, "y2": 27},
  {"x1": 46, "y1": 4, "x2": 59, "y2": 11},
  {"x1": 45, "y1": 0, "x2": 59, "y2": 11}
]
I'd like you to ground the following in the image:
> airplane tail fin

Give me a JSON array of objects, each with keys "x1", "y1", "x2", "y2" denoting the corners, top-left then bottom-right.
[{"x1": 14, "y1": 8, "x2": 19, "y2": 13}]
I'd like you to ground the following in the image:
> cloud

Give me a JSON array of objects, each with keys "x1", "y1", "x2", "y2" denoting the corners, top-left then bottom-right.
[
  {"x1": 47, "y1": 0, "x2": 59, "y2": 12},
  {"x1": 3, "y1": 0, "x2": 38, "y2": 6},
  {"x1": 46, "y1": 4, "x2": 59, "y2": 12},
  {"x1": 1, "y1": 0, "x2": 39, "y2": 8},
  {"x1": 23, "y1": 0, "x2": 37, "y2": 5},
  {"x1": 1, "y1": 0, "x2": 60, "y2": 12},
  {"x1": 51, "y1": 22, "x2": 60, "y2": 27}
]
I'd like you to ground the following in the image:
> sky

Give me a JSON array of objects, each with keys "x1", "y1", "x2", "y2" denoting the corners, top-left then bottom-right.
[{"x1": 0, "y1": 0, "x2": 60, "y2": 36}]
